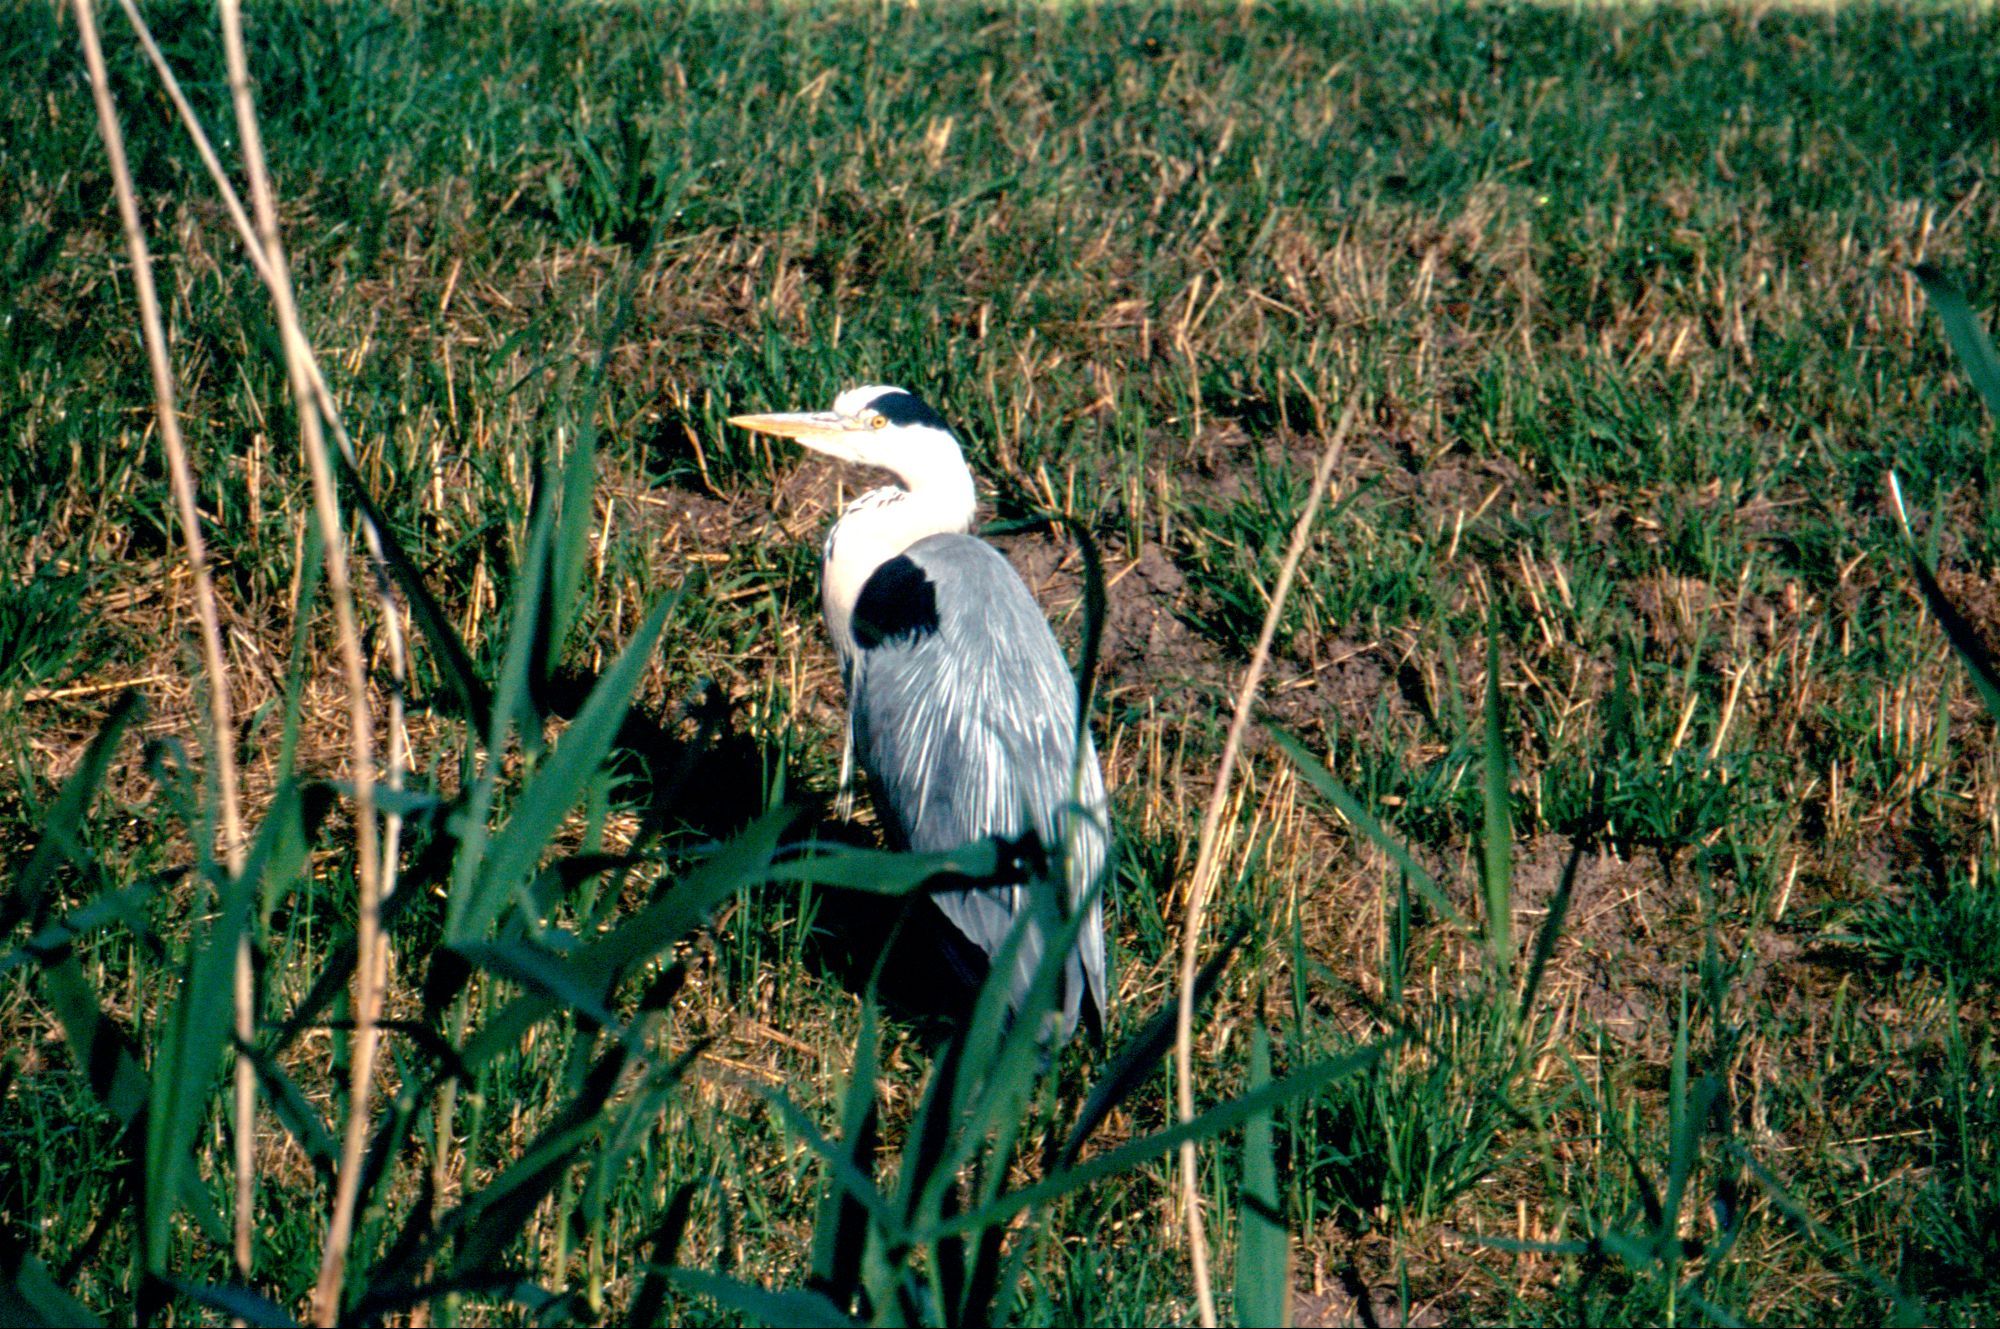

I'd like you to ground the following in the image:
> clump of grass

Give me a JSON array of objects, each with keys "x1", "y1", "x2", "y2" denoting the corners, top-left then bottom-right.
[
  {"x1": 1844, "y1": 864, "x2": 2000, "y2": 989},
  {"x1": 0, "y1": 565, "x2": 104, "y2": 699}
]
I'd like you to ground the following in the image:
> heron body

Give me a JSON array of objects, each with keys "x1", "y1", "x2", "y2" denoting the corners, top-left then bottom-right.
[{"x1": 732, "y1": 385, "x2": 1109, "y2": 1039}]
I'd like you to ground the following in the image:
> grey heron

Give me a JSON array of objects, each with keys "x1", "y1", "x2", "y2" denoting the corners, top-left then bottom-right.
[{"x1": 731, "y1": 385, "x2": 1109, "y2": 1041}]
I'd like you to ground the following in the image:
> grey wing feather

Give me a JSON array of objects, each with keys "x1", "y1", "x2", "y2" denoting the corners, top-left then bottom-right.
[{"x1": 848, "y1": 533, "x2": 1109, "y2": 1037}]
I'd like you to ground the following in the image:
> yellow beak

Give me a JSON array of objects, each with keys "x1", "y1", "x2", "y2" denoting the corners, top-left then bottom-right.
[{"x1": 726, "y1": 410, "x2": 849, "y2": 442}]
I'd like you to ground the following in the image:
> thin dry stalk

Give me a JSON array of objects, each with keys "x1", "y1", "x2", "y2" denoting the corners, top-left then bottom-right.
[
  {"x1": 212, "y1": 3, "x2": 385, "y2": 1321},
  {"x1": 110, "y1": 0, "x2": 412, "y2": 904},
  {"x1": 1172, "y1": 391, "x2": 1358, "y2": 1327},
  {"x1": 113, "y1": 1, "x2": 422, "y2": 1287},
  {"x1": 232, "y1": 925, "x2": 254, "y2": 1289},
  {"x1": 71, "y1": 0, "x2": 254, "y2": 1282}
]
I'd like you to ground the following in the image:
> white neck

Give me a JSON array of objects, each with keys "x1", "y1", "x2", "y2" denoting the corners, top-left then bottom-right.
[{"x1": 821, "y1": 466, "x2": 976, "y2": 654}]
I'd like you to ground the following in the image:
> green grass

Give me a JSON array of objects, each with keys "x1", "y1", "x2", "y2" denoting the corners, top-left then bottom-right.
[{"x1": 6, "y1": 0, "x2": 2000, "y2": 1323}]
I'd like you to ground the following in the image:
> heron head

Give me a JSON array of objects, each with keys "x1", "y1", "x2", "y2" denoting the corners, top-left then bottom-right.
[{"x1": 729, "y1": 385, "x2": 970, "y2": 494}]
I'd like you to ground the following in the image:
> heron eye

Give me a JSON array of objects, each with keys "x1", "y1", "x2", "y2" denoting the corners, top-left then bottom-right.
[{"x1": 868, "y1": 413, "x2": 888, "y2": 430}]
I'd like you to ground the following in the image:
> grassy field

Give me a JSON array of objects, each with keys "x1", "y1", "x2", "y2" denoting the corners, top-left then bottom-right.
[{"x1": 5, "y1": 0, "x2": 2000, "y2": 1323}]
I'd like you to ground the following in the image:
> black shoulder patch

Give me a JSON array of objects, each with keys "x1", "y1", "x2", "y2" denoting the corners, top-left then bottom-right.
[
  {"x1": 864, "y1": 389, "x2": 952, "y2": 432},
  {"x1": 852, "y1": 554, "x2": 940, "y2": 649}
]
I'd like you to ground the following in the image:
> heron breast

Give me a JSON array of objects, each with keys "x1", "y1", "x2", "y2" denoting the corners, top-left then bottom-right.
[{"x1": 851, "y1": 553, "x2": 941, "y2": 649}]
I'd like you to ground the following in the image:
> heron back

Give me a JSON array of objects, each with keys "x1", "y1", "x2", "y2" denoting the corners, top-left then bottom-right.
[{"x1": 845, "y1": 532, "x2": 1109, "y2": 1038}]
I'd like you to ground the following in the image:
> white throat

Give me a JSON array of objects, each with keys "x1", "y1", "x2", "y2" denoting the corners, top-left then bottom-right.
[{"x1": 821, "y1": 467, "x2": 976, "y2": 654}]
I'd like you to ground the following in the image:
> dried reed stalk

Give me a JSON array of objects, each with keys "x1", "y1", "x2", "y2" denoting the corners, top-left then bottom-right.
[
  {"x1": 207, "y1": 3, "x2": 385, "y2": 1321},
  {"x1": 106, "y1": 0, "x2": 426, "y2": 1296},
  {"x1": 111, "y1": 0, "x2": 412, "y2": 902},
  {"x1": 71, "y1": 0, "x2": 254, "y2": 1286},
  {"x1": 1173, "y1": 390, "x2": 1358, "y2": 1326}
]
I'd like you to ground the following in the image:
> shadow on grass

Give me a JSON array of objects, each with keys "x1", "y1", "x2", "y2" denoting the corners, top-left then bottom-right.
[{"x1": 543, "y1": 668, "x2": 995, "y2": 1040}]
